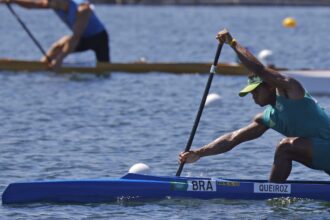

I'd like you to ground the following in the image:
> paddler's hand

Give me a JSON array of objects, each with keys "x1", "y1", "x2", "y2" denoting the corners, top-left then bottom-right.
[
  {"x1": 216, "y1": 28, "x2": 233, "y2": 45},
  {"x1": 40, "y1": 57, "x2": 62, "y2": 72},
  {"x1": 179, "y1": 151, "x2": 200, "y2": 164}
]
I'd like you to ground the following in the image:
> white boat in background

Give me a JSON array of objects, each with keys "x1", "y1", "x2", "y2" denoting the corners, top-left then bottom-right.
[
  {"x1": 282, "y1": 70, "x2": 330, "y2": 95},
  {"x1": 258, "y1": 49, "x2": 330, "y2": 95}
]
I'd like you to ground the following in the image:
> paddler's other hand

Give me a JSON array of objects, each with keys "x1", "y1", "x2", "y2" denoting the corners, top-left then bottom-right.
[
  {"x1": 179, "y1": 151, "x2": 200, "y2": 164},
  {"x1": 40, "y1": 57, "x2": 56, "y2": 71},
  {"x1": 216, "y1": 28, "x2": 233, "y2": 45},
  {"x1": 49, "y1": 59, "x2": 62, "y2": 71}
]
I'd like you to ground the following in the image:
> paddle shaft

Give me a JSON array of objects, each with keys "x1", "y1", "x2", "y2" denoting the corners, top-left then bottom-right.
[
  {"x1": 6, "y1": 3, "x2": 51, "y2": 62},
  {"x1": 176, "y1": 43, "x2": 224, "y2": 177}
]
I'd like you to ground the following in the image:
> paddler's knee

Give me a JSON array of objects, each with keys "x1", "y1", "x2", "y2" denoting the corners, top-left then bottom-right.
[{"x1": 274, "y1": 138, "x2": 293, "y2": 159}]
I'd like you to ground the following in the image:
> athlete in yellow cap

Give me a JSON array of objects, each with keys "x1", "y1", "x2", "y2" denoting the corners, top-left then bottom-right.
[{"x1": 179, "y1": 29, "x2": 330, "y2": 183}]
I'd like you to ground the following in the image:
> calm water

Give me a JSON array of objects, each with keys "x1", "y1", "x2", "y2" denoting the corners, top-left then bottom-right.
[{"x1": 0, "y1": 5, "x2": 330, "y2": 219}]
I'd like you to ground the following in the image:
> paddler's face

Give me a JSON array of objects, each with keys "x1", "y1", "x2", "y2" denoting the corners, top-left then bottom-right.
[{"x1": 251, "y1": 83, "x2": 274, "y2": 106}]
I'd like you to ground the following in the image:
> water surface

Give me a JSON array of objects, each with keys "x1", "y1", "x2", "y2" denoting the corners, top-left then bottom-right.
[{"x1": 0, "y1": 5, "x2": 330, "y2": 219}]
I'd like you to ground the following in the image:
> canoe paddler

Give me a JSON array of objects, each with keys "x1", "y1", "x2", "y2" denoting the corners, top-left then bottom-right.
[
  {"x1": 1, "y1": 0, "x2": 110, "y2": 69},
  {"x1": 179, "y1": 28, "x2": 330, "y2": 183}
]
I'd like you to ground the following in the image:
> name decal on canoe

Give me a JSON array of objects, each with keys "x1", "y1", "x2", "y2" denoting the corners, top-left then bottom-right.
[
  {"x1": 254, "y1": 183, "x2": 291, "y2": 194},
  {"x1": 187, "y1": 180, "x2": 217, "y2": 192}
]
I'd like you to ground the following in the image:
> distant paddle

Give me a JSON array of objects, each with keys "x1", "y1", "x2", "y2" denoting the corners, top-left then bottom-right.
[
  {"x1": 5, "y1": 2, "x2": 51, "y2": 62},
  {"x1": 176, "y1": 42, "x2": 224, "y2": 176}
]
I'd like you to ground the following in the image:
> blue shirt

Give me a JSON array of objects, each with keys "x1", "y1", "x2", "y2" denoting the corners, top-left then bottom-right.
[
  {"x1": 54, "y1": 0, "x2": 105, "y2": 38},
  {"x1": 262, "y1": 92, "x2": 330, "y2": 139}
]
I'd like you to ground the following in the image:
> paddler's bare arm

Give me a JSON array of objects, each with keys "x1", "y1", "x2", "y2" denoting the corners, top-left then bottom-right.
[
  {"x1": 47, "y1": 3, "x2": 91, "y2": 69},
  {"x1": 2, "y1": 0, "x2": 49, "y2": 8},
  {"x1": 216, "y1": 28, "x2": 305, "y2": 99},
  {"x1": 179, "y1": 113, "x2": 268, "y2": 164},
  {"x1": 72, "y1": 3, "x2": 92, "y2": 39},
  {"x1": 2, "y1": 0, "x2": 70, "y2": 10}
]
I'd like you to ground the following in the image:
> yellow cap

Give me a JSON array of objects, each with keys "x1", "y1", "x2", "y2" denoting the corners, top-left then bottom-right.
[{"x1": 239, "y1": 75, "x2": 263, "y2": 97}]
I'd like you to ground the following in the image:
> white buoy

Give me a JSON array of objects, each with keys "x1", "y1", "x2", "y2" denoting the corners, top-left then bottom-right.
[
  {"x1": 205, "y1": 93, "x2": 221, "y2": 107},
  {"x1": 257, "y1": 49, "x2": 274, "y2": 67},
  {"x1": 138, "y1": 57, "x2": 148, "y2": 63},
  {"x1": 128, "y1": 163, "x2": 151, "y2": 174}
]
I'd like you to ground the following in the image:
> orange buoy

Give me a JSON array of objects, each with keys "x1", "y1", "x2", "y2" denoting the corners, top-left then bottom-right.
[{"x1": 282, "y1": 17, "x2": 297, "y2": 28}]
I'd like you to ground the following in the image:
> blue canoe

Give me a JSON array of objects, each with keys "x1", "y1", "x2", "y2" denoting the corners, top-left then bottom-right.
[{"x1": 2, "y1": 173, "x2": 330, "y2": 204}]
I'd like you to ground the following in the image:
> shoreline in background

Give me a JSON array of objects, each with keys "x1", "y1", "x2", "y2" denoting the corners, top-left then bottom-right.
[{"x1": 92, "y1": 0, "x2": 330, "y2": 6}]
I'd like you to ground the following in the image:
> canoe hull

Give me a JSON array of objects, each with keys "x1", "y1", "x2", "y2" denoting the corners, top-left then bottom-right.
[
  {"x1": 0, "y1": 59, "x2": 248, "y2": 75},
  {"x1": 2, "y1": 173, "x2": 330, "y2": 204}
]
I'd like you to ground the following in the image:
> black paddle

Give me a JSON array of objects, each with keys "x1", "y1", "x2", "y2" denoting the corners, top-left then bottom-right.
[
  {"x1": 176, "y1": 42, "x2": 224, "y2": 177},
  {"x1": 6, "y1": 2, "x2": 51, "y2": 62}
]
